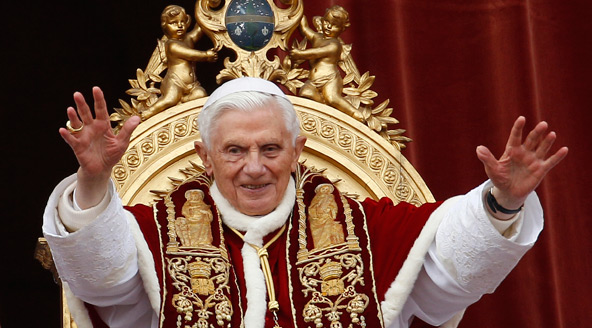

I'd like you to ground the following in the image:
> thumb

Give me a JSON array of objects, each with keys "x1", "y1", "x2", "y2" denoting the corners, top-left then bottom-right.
[
  {"x1": 117, "y1": 116, "x2": 141, "y2": 143},
  {"x1": 476, "y1": 145, "x2": 497, "y2": 169}
]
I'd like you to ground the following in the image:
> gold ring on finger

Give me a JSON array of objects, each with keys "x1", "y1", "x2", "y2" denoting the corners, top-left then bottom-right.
[{"x1": 66, "y1": 120, "x2": 84, "y2": 133}]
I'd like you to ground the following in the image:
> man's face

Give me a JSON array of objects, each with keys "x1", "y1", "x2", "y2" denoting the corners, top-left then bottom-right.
[{"x1": 195, "y1": 104, "x2": 306, "y2": 216}]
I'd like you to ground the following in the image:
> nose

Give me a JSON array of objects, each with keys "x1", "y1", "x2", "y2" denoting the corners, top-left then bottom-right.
[{"x1": 242, "y1": 150, "x2": 266, "y2": 178}]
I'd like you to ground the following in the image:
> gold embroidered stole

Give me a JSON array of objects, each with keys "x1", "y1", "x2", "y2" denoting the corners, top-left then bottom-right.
[
  {"x1": 153, "y1": 174, "x2": 243, "y2": 327},
  {"x1": 286, "y1": 165, "x2": 385, "y2": 327},
  {"x1": 150, "y1": 167, "x2": 383, "y2": 327}
]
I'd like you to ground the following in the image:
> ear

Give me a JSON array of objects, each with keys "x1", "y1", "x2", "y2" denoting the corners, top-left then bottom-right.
[
  {"x1": 194, "y1": 141, "x2": 213, "y2": 175},
  {"x1": 291, "y1": 136, "x2": 307, "y2": 172}
]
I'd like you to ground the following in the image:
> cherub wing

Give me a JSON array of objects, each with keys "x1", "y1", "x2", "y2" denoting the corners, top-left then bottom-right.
[
  {"x1": 144, "y1": 35, "x2": 168, "y2": 79},
  {"x1": 339, "y1": 41, "x2": 361, "y2": 85}
]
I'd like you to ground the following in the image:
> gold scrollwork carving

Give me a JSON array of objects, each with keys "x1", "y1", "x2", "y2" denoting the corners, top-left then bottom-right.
[
  {"x1": 112, "y1": 164, "x2": 128, "y2": 181},
  {"x1": 141, "y1": 140, "x2": 155, "y2": 155},
  {"x1": 111, "y1": 113, "x2": 200, "y2": 190},
  {"x1": 126, "y1": 153, "x2": 141, "y2": 168},
  {"x1": 295, "y1": 109, "x2": 425, "y2": 204},
  {"x1": 173, "y1": 122, "x2": 189, "y2": 137},
  {"x1": 157, "y1": 130, "x2": 171, "y2": 147}
]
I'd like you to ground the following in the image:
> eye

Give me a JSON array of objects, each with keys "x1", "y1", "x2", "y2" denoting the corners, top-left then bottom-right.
[
  {"x1": 263, "y1": 145, "x2": 280, "y2": 156},
  {"x1": 227, "y1": 146, "x2": 243, "y2": 155}
]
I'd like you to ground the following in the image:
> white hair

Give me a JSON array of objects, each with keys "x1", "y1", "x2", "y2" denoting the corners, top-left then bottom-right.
[{"x1": 197, "y1": 91, "x2": 301, "y2": 149}]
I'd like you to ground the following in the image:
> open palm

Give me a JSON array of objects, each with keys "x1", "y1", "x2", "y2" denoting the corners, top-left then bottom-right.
[{"x1": 476, "y1": 116, "x2": 568, "y2": 210}]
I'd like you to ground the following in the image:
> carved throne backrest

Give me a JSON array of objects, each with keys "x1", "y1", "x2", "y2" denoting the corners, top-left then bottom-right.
[{"x1": 110, "y1": 0, "x2": 434, "y2": 206}]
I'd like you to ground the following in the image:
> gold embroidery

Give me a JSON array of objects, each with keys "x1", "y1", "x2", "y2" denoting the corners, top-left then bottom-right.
[
  {"x1": 299, "y1": 254, "x2": 369, "y2": 327},
  {"x1": 296, "y1": 185, "x2": 361, "y2": 264},
  {"x1": 188, "y1": 260, "x2": 215, "y2": 295},
  {"x1": 320, "y1": 260, "x2": 344, "y2": 296},
  {"x1": 175, "y1": 189, "x2": 214, "y2": 247},
  {"x1": 158, "y1": 171, "x2": 237, "y2": 327},
  {"x1": 168, "y1": 257, "x2": 233, "y2": 327},
  {"x1": 292, "y1": 166, "x2": 373, "y2": 327},
  {"x1": 309, "y1": 184, "x2": 345, "y2": 250}
]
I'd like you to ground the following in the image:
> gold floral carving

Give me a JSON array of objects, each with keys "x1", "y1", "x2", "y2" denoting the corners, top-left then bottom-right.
[{"x1": 296, "y1": 109, "x2": 426, "y2": 206}]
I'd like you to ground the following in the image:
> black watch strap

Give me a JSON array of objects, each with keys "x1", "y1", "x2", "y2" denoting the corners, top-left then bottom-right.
[{"x1": 486, "y1": 188, "x2": 523, "y2": 215}]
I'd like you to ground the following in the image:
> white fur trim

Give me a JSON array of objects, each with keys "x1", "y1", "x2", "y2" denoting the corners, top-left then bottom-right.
[
  {"x1": 126, "y1": 211, "x2": 161, "y2": 316},
  {"x1": 211, "y1": 178, "x2": 296, "y2": 328},
  {"x1": 381, "y1": 197, "x2": 461, "y2": 327}
]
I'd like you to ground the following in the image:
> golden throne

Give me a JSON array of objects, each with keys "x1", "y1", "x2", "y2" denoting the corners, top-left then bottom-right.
[{"x1": 36, "y1": 1, "x2": 433, "y2": 326}]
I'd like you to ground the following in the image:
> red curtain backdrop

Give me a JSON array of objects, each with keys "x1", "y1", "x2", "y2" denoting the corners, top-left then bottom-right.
[{"x1": 2, "y1": 0, "x2": 590, "y2": 327}]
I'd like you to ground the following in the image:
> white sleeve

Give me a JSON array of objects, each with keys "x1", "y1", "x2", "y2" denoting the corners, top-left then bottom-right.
[
  {"x1": 42, "y1": 174, "x2": 157, "y2": 328},
  {"x1": 399, "y1": 180, "x2": 543, "y2": 327}
]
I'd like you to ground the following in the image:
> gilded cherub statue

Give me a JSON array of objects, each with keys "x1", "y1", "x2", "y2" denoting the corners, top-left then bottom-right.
[
  {"x1": 141, "y1": 5, "x2": 218, "y2": 120},
  {"x1": 308, "y1": 184, "x2": 345, "y2": 249},
  {"x1": 290, "y1": 5, "x2": 364, "y2": 122}
]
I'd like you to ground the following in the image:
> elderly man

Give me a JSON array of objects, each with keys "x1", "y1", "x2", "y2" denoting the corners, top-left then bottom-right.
[{"x1": 43, "y1": 78, "x2": 567, "y2": 328}]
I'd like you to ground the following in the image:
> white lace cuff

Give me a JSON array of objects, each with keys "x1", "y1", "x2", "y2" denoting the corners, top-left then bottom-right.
[
  {"x1": 434, "y1": 181, "x2": 543, "y2": 294},
  {"x1": 43, "y1": 175, "x2": 138, "y2": 293}
]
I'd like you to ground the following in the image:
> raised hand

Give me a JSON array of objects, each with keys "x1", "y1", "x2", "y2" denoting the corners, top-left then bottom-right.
[
  {"x1": 476, "y1": 116, "x2": 568, "y2": 218},
  {"x1": 59, "y1": 87, "x2": 140, "y2": 208}
]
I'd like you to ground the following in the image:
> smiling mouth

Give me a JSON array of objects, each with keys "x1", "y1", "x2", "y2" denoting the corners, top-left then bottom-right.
[{"x1": 242, "y1": 184, "x2": 269, "y2": 190}]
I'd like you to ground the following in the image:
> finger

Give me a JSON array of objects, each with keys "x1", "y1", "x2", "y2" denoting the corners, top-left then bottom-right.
[
  {"x1": 523, "y1": 121, "x2": 548, "y2": 151},
  {"x1": 92, "y1": 87, "x2": 110, "y2": 121},
  {"x1": 116, "y1": 116, "x2": 141, "y2": 144},
  {"x1": 535, "y1": 131, "x2": 557, "y2": 159},
  {"x1": 58, "y1": 127, "x2": 77, "y2": 147},
  {"x1": 73, "y1": 91, "x2": 94, "y2": 123},
  {"x1": 66, "y1": 106, "x2": 83, "y2": 128},
  {"x1": 506, "y1": 116, "x2": 526, "y2": 149},
  {"x1": 542, "y1": 146, "x2": 569, "y2": 172}
]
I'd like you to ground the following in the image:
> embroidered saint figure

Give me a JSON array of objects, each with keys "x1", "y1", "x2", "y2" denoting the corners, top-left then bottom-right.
[
  {"x1": 175, "y1": 189, "x2": 214, "y2": 247},
  {"x1": 308, "y1": 184, "x2": 345, "y2": 249}
]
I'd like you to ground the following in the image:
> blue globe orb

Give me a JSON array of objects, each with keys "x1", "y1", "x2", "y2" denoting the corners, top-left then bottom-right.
[{"x1": 226, "y1": 0, "x2": 275, "y2": 51}]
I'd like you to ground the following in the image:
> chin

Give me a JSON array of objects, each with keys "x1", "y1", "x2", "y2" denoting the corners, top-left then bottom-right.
[{"x1": 238, "y1": 202, "x2": 276, "y2": 216}]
